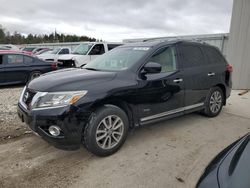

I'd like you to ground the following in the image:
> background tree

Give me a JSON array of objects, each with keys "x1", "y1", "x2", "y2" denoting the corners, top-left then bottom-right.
[{"x1": 0, "y1": 25, "x2": 98, "y2": 44}]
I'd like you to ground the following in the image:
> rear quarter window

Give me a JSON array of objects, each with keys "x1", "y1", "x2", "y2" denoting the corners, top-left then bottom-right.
[
  {"x1": 178, "y1": 44, "x2": 206, "y2": 68},
  {"x1": 24, "y1": 56, "x2": 34, "y2": 64},
  {"x1": 202, "y1": 46, "x2": 226, "y2": 64}
]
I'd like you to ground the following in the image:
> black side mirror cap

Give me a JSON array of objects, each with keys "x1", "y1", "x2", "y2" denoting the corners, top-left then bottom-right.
[{"x1": 142, "y1": 62, "x2": 162, "y2": 74}]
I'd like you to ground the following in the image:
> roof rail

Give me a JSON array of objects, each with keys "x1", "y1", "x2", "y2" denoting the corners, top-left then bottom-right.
[{"x1": 142, "y1": 37, "x2": 209, "y2": 45}]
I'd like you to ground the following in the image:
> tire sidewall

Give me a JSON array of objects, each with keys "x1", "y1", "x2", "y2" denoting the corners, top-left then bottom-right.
[{"x1": 84, "y1": 105, "x2": 129, "y2": 156}]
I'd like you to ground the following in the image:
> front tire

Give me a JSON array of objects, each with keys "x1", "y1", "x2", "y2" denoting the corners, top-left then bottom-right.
[
  {"x1": 83, "y1": 105, "x2": 129, "y2": 157},
  {"x1": 203, "y1": 87, "x2": 224, "y2": 117}
]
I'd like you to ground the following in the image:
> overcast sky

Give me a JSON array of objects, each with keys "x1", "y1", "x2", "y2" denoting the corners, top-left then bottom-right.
[{"x1": 0, "y1": 0, "x2": 233, "y2": 41}]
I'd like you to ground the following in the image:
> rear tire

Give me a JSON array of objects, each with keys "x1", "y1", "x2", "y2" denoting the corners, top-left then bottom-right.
[
  {"x1": 203, "y1": 86, "x2": 224, "y2": 117},
  {"x1": 29, "y1": 71, "x2": 41, "y2": 81},
  {"x1": 83, "y1": 105, "x2": 129, "y2": 157}
]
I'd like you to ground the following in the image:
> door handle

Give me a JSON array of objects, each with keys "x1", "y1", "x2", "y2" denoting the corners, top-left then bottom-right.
[
  {"x1": 173, "y1": 78, "x2": 183, "y2": 83},
  {"x1": 207, "y1": 72, "x2": 215, "y2": 77}
]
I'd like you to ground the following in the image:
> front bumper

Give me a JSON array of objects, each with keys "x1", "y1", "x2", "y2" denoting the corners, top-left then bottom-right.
[{"x1": 17, "y1": 103, "x2": 89, "y2": 150}]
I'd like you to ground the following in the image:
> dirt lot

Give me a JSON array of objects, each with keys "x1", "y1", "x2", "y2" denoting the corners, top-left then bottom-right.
[{"x1": 0, "y1": 87, "x2": 250, "y2": 188}]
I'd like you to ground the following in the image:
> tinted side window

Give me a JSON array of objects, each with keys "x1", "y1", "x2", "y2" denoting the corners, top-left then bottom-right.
[
  {"x1": 148, "y1": 47, "x2": 176, "y2": 72},
  {"x1": 89, "y1": 44, "x2": 105, "y2": 55},
  {"x1": 24, "y1": 56, "x2": 33, "y2": 64},
  {"x1": 59, "y1": 49, "x2": 70, "y2": 54},
  {"x1": 202, "y1": 46, "x2": 226, "y2": 64},
  {"x1": 107, "y1": 44, "x2": 122, "y2": 51},
  {"x1": 7, "y1": 54, "x2": 24, "y2": 64},
  {"x1": 179, "y1": 45, "x2": 206, "y2": 67}
]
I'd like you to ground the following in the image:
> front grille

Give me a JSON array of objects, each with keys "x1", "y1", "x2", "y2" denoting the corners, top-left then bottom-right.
[{"x1": 22, "y1": 89, "x2": 37, "y2": 109}]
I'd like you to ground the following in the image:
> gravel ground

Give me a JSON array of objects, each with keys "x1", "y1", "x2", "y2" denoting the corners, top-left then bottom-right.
[
  {"x1": 0, "y1": 88, "x2": 250, "y2": 188},
  {"x1": 0, "y1": 86, "x2": 29, "y2": 141}
]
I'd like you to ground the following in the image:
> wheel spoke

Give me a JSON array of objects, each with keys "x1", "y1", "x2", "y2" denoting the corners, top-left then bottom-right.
[
  {"x1": 112, "y1": 117, "x2": 120, "y2": 128},
  {"x1": 108, "y1": 116, "x2": 112, "y2": 127},
  {"x1": 113, "y1": 122, "x2": 122, "y2": 130},
  {"x1": 102, "y1": 136, "x2": 109, "y2": 148},
  {"x1": 108, "y1": 136, "x2": 112, "y2": 148},
  {"x1": 113, "y1": 131, "x2": 122, "y2": 136},
  {"x1": 112, "y1": 133, "x2": 119, "y2": 142},
  {"x1": 96, "y1": 130, "x2": 106, "y2": 134},
  {"x1": 102, "y1": 119, "x2": 109, "y2": 129},
  {"x1": 97, "y1": 133, "x2": 107, "y2": 141}
]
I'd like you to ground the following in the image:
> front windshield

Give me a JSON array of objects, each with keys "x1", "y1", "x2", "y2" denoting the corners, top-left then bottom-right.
[
  {"x1": 84, "y1": 47, "x2": 149, "y2": 71},
  {"x1": 51, "y1": 48, "x2": 61, "y2": 54},
  {"x1": 72, "y1": 43, "x2": 93, "y2": 55}
]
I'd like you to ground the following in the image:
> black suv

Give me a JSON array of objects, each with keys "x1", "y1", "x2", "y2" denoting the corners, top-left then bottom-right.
[{"x1": 17, "y1": 40, "x2": 232, "y2": 156}]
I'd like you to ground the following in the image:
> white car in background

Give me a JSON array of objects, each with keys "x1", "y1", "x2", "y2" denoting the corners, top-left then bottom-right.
[
  {"x1": 37, "y1": 47, "x2": 71, "y2": 62},
  {"x1": 0, "y1": 44, "x2": 20, "y2": 51},
  {"x1": 57, "y1": 42, "x2": 123, "y2": 67}
]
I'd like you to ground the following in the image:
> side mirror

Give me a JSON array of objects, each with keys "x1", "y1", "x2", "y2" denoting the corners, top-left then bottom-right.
[{"x1": 142, "y1": 62, "x2": 162, "y2": 74}]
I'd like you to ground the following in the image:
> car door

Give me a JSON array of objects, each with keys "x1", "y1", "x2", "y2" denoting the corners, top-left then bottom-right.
[
  {"x1": 177, "y1": 43, "x2": 211, "y2": 108},
  {"x1": 89, "y1": 44, "x2": 105, "y2": 61},
  {"x1": 201, "y1": 46, "x2": 227, "y2": 86},
  {"x1": 136, "y1": 46, "x2": 185, "y2": 123},
  {"x1": 0, "y1": 55, "x2": 4, "y2": 84},
  {"x1": 3, "y1": 54, "x2": 29, "y2": 84}
]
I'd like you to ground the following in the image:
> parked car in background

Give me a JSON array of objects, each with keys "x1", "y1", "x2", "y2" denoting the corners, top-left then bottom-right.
[
  {"x1": 57, "y1": 42, "x2": 123, "y2": 67},
  {"x1": 0, "y1": 44, "x2": 20, "y2": 51},
  {"x1": 37, "y1": 47, "x2": 71, "y2": 62},
  {"x1": 197, "y1": 133, "x2": 250, "y2": 188},
  {"x1": 33, "y1": 47, "x2": 51, "y2": 55},
  {"x1": 0, "y1": 51, "x2": 57, "y2": 86},
  {"x1": 17, "y1": 40, "x2": 232, "y2": 156},
  {"x1": 22, "y1": 46, "x2": 37, "y2": 56},
  {"x1": 35, "y1": 48, "x2": 52, "y2": 55},
  {"x1": 0, "y1": 46, "x2": 10, "y2": 50}
]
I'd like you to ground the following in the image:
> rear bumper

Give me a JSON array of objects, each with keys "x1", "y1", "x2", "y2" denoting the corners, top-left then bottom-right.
[{"x1": 17, "y1": 103, "x2": 89, "y2": 150}]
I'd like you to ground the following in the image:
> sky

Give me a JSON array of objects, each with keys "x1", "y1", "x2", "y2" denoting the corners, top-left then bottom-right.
[{"x1": 0, "y1": 0, "x2": 233, "y2": 42}]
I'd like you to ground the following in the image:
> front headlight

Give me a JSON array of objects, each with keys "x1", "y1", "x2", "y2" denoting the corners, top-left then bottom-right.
[{"x1": 32, "y1": 91, "x2": 87, "y2": 109}]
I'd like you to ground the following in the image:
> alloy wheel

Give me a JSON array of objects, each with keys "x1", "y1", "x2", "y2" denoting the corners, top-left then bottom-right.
[
  {"x1": 209, "y1": 91, "x2": 222, "y2": 114},
  {"x1": 95, "y1": 115, "x2": 124, "y2": 150}
]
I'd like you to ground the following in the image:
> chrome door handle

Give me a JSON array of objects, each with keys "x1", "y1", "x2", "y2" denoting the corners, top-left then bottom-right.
[
  {"x1": 173, "y1": 78, "x2": 183, "y2": 83},
  {"x1": 207, "y1": 72, "x2": 215, "y2": 76}
]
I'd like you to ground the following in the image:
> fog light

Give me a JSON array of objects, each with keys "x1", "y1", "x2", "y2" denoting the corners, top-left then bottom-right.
[{"x1": 48, "y1": 125, "x2": 61, "y2": 136}]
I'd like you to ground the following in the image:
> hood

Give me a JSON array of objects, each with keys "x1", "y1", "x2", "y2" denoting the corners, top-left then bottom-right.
[
  {"x1": 58, "y1": 54, "x2": 83, "y2": 60},
  {"x1": 218, "y1": 133, "x2": 250, "y2": 188},
  {"x1": 197, "y1": 133, "x2": 250, "y2": 188},
  {"x1": 28, "y1": 68, "x2": 117, "y2": 92}
]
